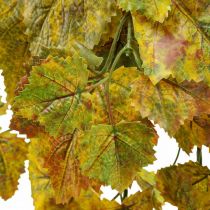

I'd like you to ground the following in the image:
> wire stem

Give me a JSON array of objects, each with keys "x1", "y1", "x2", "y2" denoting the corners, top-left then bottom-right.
[
  {"x1": 197, "y1": 147, "x2": 202, "y2": 165},
  {"x1": 173, "y1": 147, "x2": 181, "y2": 165}
]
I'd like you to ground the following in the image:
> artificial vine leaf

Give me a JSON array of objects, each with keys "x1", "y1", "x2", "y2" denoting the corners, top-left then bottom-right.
[
  {"x1": 176, "y1": 0, "x2": 210, "y2": 37},
  {"x1": 45, "y1": 130, "x2": 95, "y2": 204},
  {"x1": 0, "y1": 131, "x2": 27, "y2": 200},
  {"x1": 13, "y1": 54, "x2": 92, "y2": 138},
  {"x1": 118, "y1": 0, "x2": 171, "y2": 23},
  {"x1": 135, "y1": 169, "x2": 164, "y2": 210},
  {"x1": 0, "y1": 0, "x2": 30, "y2": 104},
  {"x1": 9, "y1": 116, "x2": 43, "y2": 138},
  {"x1": 92, "y1": 66, "x2": 140, "y2": 124},
  {"x1": 132, "y1": 4, "x2": 210, "y2": 86},
  {"x1": 122, "y1": 189, "x2": 162, "y2": 210},
  {"x1": 29, "y1": 134, "x2": 119, "y2": 209},
  {"x1": 131, "y1": 75, "x2": 210, "y2": 135},
  {"x1": 24, "y1": 0, "x2": 117, "y2": 56},
  {"x1": 29, "y1": 133, "x2": 75, "y2": 210},
  {"x1": 79, "y1": 121, "x2": 157, "y2": 192},
  {"x1": 156, "y1": 161, "x2": 210, "y2": 209},
  {"x1": 175, "y1": 115, "x2": 210, "y2": 154}
]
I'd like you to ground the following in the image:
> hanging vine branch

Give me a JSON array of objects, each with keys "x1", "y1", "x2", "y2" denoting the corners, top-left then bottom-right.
[{"x1": 0, "y1": 0, "x2": 209, "y2": 209}]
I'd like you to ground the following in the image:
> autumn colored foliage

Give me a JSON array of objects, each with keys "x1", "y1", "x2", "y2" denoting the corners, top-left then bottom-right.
[{"x1": 0, "y1": 0, "x2": 209, "y2": 209}]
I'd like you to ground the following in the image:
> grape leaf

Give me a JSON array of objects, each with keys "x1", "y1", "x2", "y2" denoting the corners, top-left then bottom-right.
[
  {"x1": 0, "y1": 0, "x2": 30, "y2": 104},
  {"x1": 10, "y1": 116, "x2": 43, "y2": 138},
  {"x1": 122, "y1": 189, "x2": 162, "y2": 210},
  {"x1": 135, "y1": 169, "x2": 164, "y2": 210},
  {"x1": 29, "y1": 133, "x2": 77, "y2": 210},
  {"x1": 130, "y1": 75, "x2": 210, "y2": 135},
  {"x1": 24, "y1": 0, "x2": 117, "y2": 56},
  {"x1": 91, "y1": 66, "x2": 141, "y2": 124},
  {"x1": 13, "y1": 54, "x2": 92, "y2": 138},
  {"x1": 45, "y1": 130, "x2": 97, "y2": 204},
  {"x1": 118, "y1": 0, "x2": 171, "y2": 22},
  {"x1": 176, "y1": 0, "x2": 210, "y2": 37},
  {"x1": 79, "y1": 121, "x2": 158, "y2": 192},
  {"x1": 0, "y1": 131, "x2": 27, "y2": 200},
  {"x1": 132, "y1": 4, "x2": 210, "y2": 86},
  {"x1": 156, "y1": 161, "x2": 210, "y2": 209},
  {"x1": 174, "y1": 115, "x2": 210, "y2": 154},
  {"x1": 29, "y1": 134, "x2": 119, "y2": 209}
]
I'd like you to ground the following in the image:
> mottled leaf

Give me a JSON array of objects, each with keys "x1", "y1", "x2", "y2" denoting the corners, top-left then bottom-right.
[
  {"x1": 122, "y1": 189, "x2": 160, "y2": 210},
  {"x1": 175, "y1": 115, "x2": 210, "y2": 154},
  {"x1": 118, "y1": 0, "x2": 171, "y2": 22},
  {"x1": 131, "y1": 75, "x2": 210, "y2": 135},
  {"x1": 45, "y1": 130, "x2": 94, "y2": 204},
  {"x1": 132, "y1": 4, "x2": 210, "y2": 86},
  {"x1": 29, "y1": 133, "x2": 119, "y2": 209},
  {"x1": 13, "y1": 54, "x2": 92, "y2": 138},
  {"x1": 135, "y1": 169, "x2": 164, "y2": 210},
  {"x1": 29, "y1": 133, "x2": 76, "y2": 210},
  {"x1": 91, "y1": 66, "x2": 141, "y2": 124},
  {"x1": 24, "y1": 0, "x2": 117, "y2": 56},
  {"x1": 156, "y1": 161, "x2": 210, "y2": 209},
  {"x1": 0, "y1": 0, "x2": 30, "y2": 103},
  {"x1": 0, "y1": 131, "x2": 27, "y2": 200},
  {"x1": 79, "y1": 121, "x2": 157, "y2": 192}
]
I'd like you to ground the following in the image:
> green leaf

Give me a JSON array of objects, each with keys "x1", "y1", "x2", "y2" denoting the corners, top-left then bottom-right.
[
  {"x1": 132, "y1": 4, "x2": 210, "y2": 86},
  {"x1": 0, "y1": 0, "x2": 30, "y2": 104},
  {"x1": 156, "y1": 161, "x2": 210, "y2": 209},
  {"x1": 13, "y1": 54, "x2": 92, "y2": 138},
  {"x1": 131, "y1": 75, "x2": 210, "y2": 135},
  {"x1": 0, "y1": 131, "x2": 27, "y2": 200},
  {"x1": 79, "y1": 121, "x2": 157, "y2": 192},
  {"x1": 118, "y1": 0, "x2": 171, "y2": 22}
]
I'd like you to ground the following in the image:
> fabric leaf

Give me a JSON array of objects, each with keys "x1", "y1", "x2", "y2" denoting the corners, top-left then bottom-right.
[
  {"x1": 0, "y1": 131, "x2": 27, "y2": 200},
  {"x1": 118, "y1": 0, "x2": 171, "y2": 22},
  {"x1": 174, "y1": 115, "x2": 210, "y2": 154},
  {"x1": 13, "y1": 54, "x2": 92, "y2": 138},
  {"x1": 132, "y1": 4, "x2": 210, "y2": 86},
  {"x1": 91, "y1": 66, "x2": 141, "y2": 124},
  {"x1": 24, "y1": 0, "x2": 117, "y2": 56},
  {"x1": 130, "y1": 75, "x2": 210, "y2": 135},
  {"x1": 45, "y1": 130, "x2": 95, "y2": 204},
  {"x1": 0, "y1": 0, "x2": 30, "y2": 104},
  {"x1": 156, "y1": 161, "x2": 210, "y2": 209},
  {"x1": 79, "y1": 121, "x2": 157, "y2": 192}
]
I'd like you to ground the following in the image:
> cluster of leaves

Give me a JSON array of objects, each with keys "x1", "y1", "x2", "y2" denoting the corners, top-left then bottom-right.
[{"x1": 0, "y1": 0, "x2": 209, "y2": 209}]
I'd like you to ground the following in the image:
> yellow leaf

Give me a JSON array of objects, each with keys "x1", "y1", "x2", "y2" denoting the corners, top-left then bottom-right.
[
  {"x1": 0, "y1": 131, "x2": 27, "y2": 200},
  {"x1": 132, "y1": 4, "x2": 210, "y2": 86}
]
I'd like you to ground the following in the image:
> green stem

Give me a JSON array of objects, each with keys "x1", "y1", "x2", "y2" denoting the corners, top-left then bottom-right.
[
  {"x1": 173, "y1": 147, "x2": 181, "y2": 165},
  {"x1": 126, "y1": 14, "x2": 132, "y2": 51},
  {"x1": 197, "y1": 147, "x2": 202, "y2": 165},
  {"x1": 99, "y1": 13, "x2": 129, "y2": 75}
]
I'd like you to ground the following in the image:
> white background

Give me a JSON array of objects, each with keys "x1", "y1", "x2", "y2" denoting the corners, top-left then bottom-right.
[{"x1": 0, "y1": 72, "x2": 209, "y2": 210}]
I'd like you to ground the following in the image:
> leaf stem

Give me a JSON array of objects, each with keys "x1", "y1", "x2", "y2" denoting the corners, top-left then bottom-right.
[
  {"x1": 98, "y1": 13, "x2": 129, "y2": 75},
  {"x1": 111, "y1": 192, "x2": 120, "y2": 201},
  {"x1": 173, "y1": 147, "x2": 181, "y2": 165},
  {"x1": 120, "y1": 189, "x2": 128, "y2": 203},
  {"x1": 197, "y1": 147, "x2": 202, "y2": 165}
]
